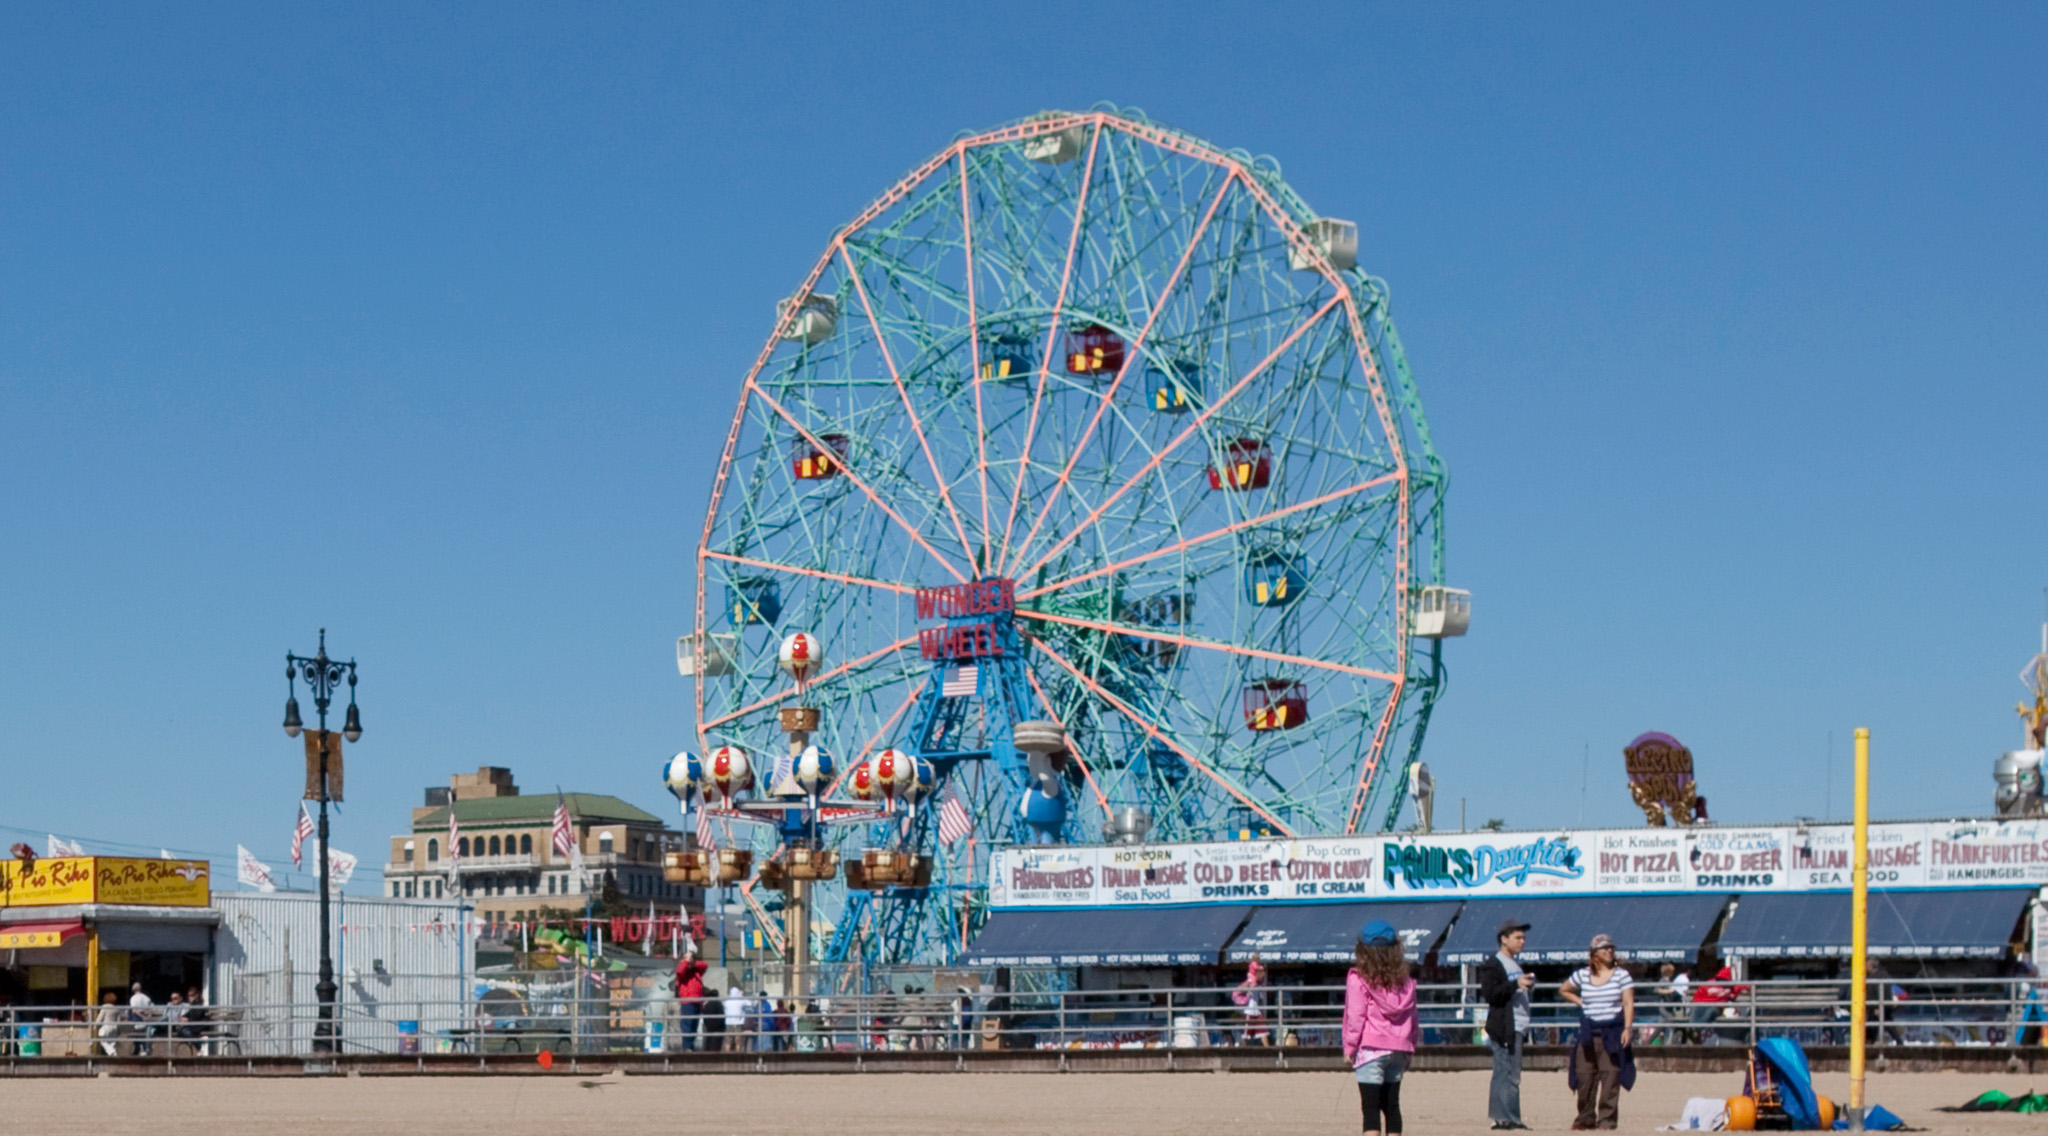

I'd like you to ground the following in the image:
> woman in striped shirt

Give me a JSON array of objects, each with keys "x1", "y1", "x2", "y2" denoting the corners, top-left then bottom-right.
[{"x1": 1560, "y1": 933, "x2": 1635, "y2": 1129}]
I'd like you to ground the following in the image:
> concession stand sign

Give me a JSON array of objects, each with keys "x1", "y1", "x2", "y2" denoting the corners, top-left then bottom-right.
[
  {"x1": 989, "y1": 820, "x2": 2048, "y2": 909},
  {"x1": 0, "y1": 857, "x2": 210, "y2": 908}
]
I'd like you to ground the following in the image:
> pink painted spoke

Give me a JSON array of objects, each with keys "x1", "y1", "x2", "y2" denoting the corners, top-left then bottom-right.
[
  {"x1": 704, "y1": 549, "x2": 916, "y2": 596},
  {"x1": 746, "y1": 379, "x2": 968, "y2": 584},
  {"x1": 839, "y1": 243, "x2": 980, "y2": 561},
  {"x1": 1343, "y1": 676, "x2": 1408, "y2": 834},
  {"x1": 1341, "y1": 300, "x2": 1408, "y2": 479},
  {"x1": 960, "y1": 148, "x2": 993, "y2": 573},
  {"x1": 702, "y1": 634, "x2": 919, "y2": 731},
  {"x1": 1006, "y1": 171, "x2": 1237, "y2": 578},
  {"x1": 996, "y1": 121, "x2": 1104, "y2": 573},
  {"x1": 1016, "y1": 294, "x2": 1345, "y2": 582},
  {"x1": 1022, "y1": 666, "x2": 1113, "y2": 820},
  {"x1": 1022, "y1": 471, "x2": 1404, "y2": 599},
  {"x1": 737, "y1": 877, "x2": 784, "y2": 952},
  {"x1": 1019, "y1": 608, "x2": 1400, "y2": 683},
  {"x1": 1344, "y1": 463, "x2": 1412, "y2": 830},
  {"x1": 1030, "y1": 637, "x2": 1293, "y2": 836},
  {"x1": 822, "y1": 676, "x2": 927, "y2": 799}
]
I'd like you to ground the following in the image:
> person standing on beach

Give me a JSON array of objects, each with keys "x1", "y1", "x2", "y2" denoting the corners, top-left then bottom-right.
[
  {"x1": 1341, "y1": 920, "x2": 1418, "y2": 1136},
  {"x1": 1561, "y1": 933, "x2": 1635, "y2": 1129},
  {"x1": 1476, "y1": 918, "x2": 1535, "y2": 1130}
]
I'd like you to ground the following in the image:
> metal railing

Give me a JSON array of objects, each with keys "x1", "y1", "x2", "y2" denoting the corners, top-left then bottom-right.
[{"x1": 0, "y1": 977, "x2": 2039, "y2": 1059}]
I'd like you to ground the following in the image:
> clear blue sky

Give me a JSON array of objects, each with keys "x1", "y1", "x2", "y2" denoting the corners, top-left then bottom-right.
[{"x1": 3, "y1": 3, "x2": 2043, "y2": 888}]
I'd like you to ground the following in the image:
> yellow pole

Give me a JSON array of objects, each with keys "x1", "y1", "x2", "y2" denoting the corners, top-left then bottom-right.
[
  {"x1": 85, "y1": 926, "x2": 100, "y2": 1004},
  {"x1": 1848, "y1": 727, "x2": 1870, "y2": 1131}
]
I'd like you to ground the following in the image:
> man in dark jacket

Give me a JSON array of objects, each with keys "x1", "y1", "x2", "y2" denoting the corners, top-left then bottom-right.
[{"x1": 1475, "y1": 918, "x2": 1535, "y2": 1129}]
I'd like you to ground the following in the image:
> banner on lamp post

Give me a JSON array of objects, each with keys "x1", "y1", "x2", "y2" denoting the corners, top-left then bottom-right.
[{"x1": 303, "y1": 730, "x2": 344, "y2": 802}]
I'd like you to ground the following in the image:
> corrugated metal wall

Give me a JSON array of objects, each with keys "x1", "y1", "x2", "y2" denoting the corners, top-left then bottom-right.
[{"x1": 212, "y1": 891, "x2": 473, "y2": 1055}]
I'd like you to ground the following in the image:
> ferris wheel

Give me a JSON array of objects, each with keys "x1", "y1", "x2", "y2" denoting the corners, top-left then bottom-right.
[{"x1": 681, "y1": 106, "x2": 1463, "y2": 964}]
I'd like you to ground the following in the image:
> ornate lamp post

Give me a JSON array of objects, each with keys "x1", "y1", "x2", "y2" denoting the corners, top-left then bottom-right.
[{"x1": 282, "y1": 628, "x2": 361, "y2": 1053}]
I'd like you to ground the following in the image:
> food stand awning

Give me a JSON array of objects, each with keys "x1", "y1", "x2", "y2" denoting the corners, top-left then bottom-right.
[
  {"x1": 0, "y1": 921, "x2": 84, "y2": 950},
  {"x1": 1224, "y1": 900, "x2": 1465, "y2": 963},
  {"x1": 964, "y1": 905, "x2": 1254, "y2": 966},
  {"x1": 1719, "y1": 888, "x2": 2034, "y2": 958},
  {"x1": 1440, "y1": 894, "x2": 1734, "y2": 964}
]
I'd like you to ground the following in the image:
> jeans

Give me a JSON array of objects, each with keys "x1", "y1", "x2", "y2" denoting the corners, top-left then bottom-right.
[{"x1": 1489, "y1": 1029, "x2": 1524, "y2": 1125}]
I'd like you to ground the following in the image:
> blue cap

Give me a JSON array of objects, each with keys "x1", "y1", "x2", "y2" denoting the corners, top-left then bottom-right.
[{"x1": 1359, "y1": 919, "x2": 1398, "y2": 946}]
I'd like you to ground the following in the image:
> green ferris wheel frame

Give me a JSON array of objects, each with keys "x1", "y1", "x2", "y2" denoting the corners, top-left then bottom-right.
[{"x1": 691, "y1": 106, "x2": 1450, "y2": 876}]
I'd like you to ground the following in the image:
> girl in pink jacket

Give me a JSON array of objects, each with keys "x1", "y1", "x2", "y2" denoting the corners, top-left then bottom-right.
[{"x1": 1343, "y1": 919, "x2": 1419, "y2": 1136}]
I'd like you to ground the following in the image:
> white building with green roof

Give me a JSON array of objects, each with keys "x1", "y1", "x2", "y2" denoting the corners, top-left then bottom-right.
[{"x1": 384, "y1": 766, "x2": 695, "y2": 935}]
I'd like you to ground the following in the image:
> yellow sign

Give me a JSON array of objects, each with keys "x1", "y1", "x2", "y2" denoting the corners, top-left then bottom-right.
[
  {"x1": 0, "y1": 857, "x2": 96, "y2": 905},
  {"x1": 0, "y1": 857, "x2": 210, "y2": 908},
  {"x1": 96, "y1": 858, "x2": 211, "y2": 906},
  {"x1": 0, "y1": 927, "x2": 73, "y2": 948}
]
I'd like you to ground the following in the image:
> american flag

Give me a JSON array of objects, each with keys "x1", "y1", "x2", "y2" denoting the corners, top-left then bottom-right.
[
  {"x1": 941, "y1": 664, "x2": 978, "y2": 698},
  {"x1": 446, "y1": 805, "x2": 461, "y2": 878},
  {"x1": 550, "y1": 794, "x2": 576, "y2": 860},
  {"x1": 695, "y1": 806, "x2": 715, "y2": 850},
  {"x1": 937, "y1": 792, "x2": 973, "y2": 845},
  {"x1": 291, "y1": 804, "x2": 314, "y2": 868}
]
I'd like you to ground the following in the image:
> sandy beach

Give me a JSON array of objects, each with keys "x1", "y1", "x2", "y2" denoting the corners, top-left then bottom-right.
[{"x1": 0, "y1": 1068, "x2": 2033, "y2": 1135}]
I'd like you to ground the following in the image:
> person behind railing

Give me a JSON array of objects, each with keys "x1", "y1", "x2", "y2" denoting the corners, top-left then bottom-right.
[
  {"x1": 721, "y1": 986, "x2": 748, "y2": 1051},
  {"x1": 1645, "y1": 964, "x2": 1685, "y2": 1045},
  {"x1": 672, "y1": 954, "x2": 707, "y2": 1052},
  {"x1": 900, "y1": 988, "x2": 928, "y2": 1051},
  {"x1": 751, "y1": 990, "x2": 775, "y2": 1052},
  {"x1": 2015, "y1": 961, "x2": 2046, "y2": 1047},
  {"x1": 180, "y1": 987, "x2": 209, "y2": 1046},
  {"x1": 127, "y1": 982, "x2": 158, "y2": 1057},
  {"x1": 1233, "y1": 955, "x2": 1270, "y2": 1046},
  {"x1": 1343, "y1": 920, "x2": 1418, "y2": 1136},
  {"x1": 1691, "y1": 964, "x2": 1739, "y2": 1045},
  {"x1": 161, "y1": 992, "x2": 188, "y2": 1054},
  {"x1": 773, "y1": 997, "x2": 794, "y2": 1051},
  {"x1": 95, "y1": 991, "x2": 123, "y2": 1056},
  {"x1": 1561, "y1": 933, "x2": 1636, "y2": 1130},
  {"x1": 950, "y1": 987, "x2": 972, "y2": 1051},
  {"x1": 1667, "y1": 964, "x2": 1691, "y2": 1037}
]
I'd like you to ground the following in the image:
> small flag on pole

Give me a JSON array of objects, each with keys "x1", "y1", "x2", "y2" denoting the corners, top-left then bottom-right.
[
  {"x1": 941, "y1": 665, "x2": 978, "y2": 698},
  {"x1": 291, "y1": 803, "x2": 315, "y2": 868},
  {"x1": 695, "y1": 806, "x2": 715, "y2": 850},
  {"x1": 237, "y1": 845, "x2": 277, "y2": 892},
  {"x1": 45, "y1": 835, "x2": 83, "y2": 858},
  {"x1": 326, "y1": 847, "x2": 358, "y2": 890},
  {"x1": 447, "y1": 804, "x2": 462, "y2": 887},
  {"x1": 938, "y1": 792, "x2": 973, "y2": 845},
  {"x1": 551, "y1": 794, "x2": 576, "y2": 860}
]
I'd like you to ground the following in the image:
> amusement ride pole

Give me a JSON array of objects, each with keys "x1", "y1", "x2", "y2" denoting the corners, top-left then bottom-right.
[
  {"x1": 1848, "y1": 727, "x2": 1871, "y2": 1131},
  {"x1": 282, "y1": 629, "x2": 362, "y2": 1055}
]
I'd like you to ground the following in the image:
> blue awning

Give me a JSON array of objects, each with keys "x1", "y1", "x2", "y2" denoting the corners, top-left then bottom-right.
[
  {"x1": 1440, "y1": 893, "x2": 1733, "y2": 964},
  {"x1": 1224, "y1": 900, "x2": 1464, "y2": 963},
  {"x1": 964, "y1": 906, "x2": 1254, "y2": 966},
  {"x1": 1719, "y1": 888, "x2": 2034, "y2": 959}
]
